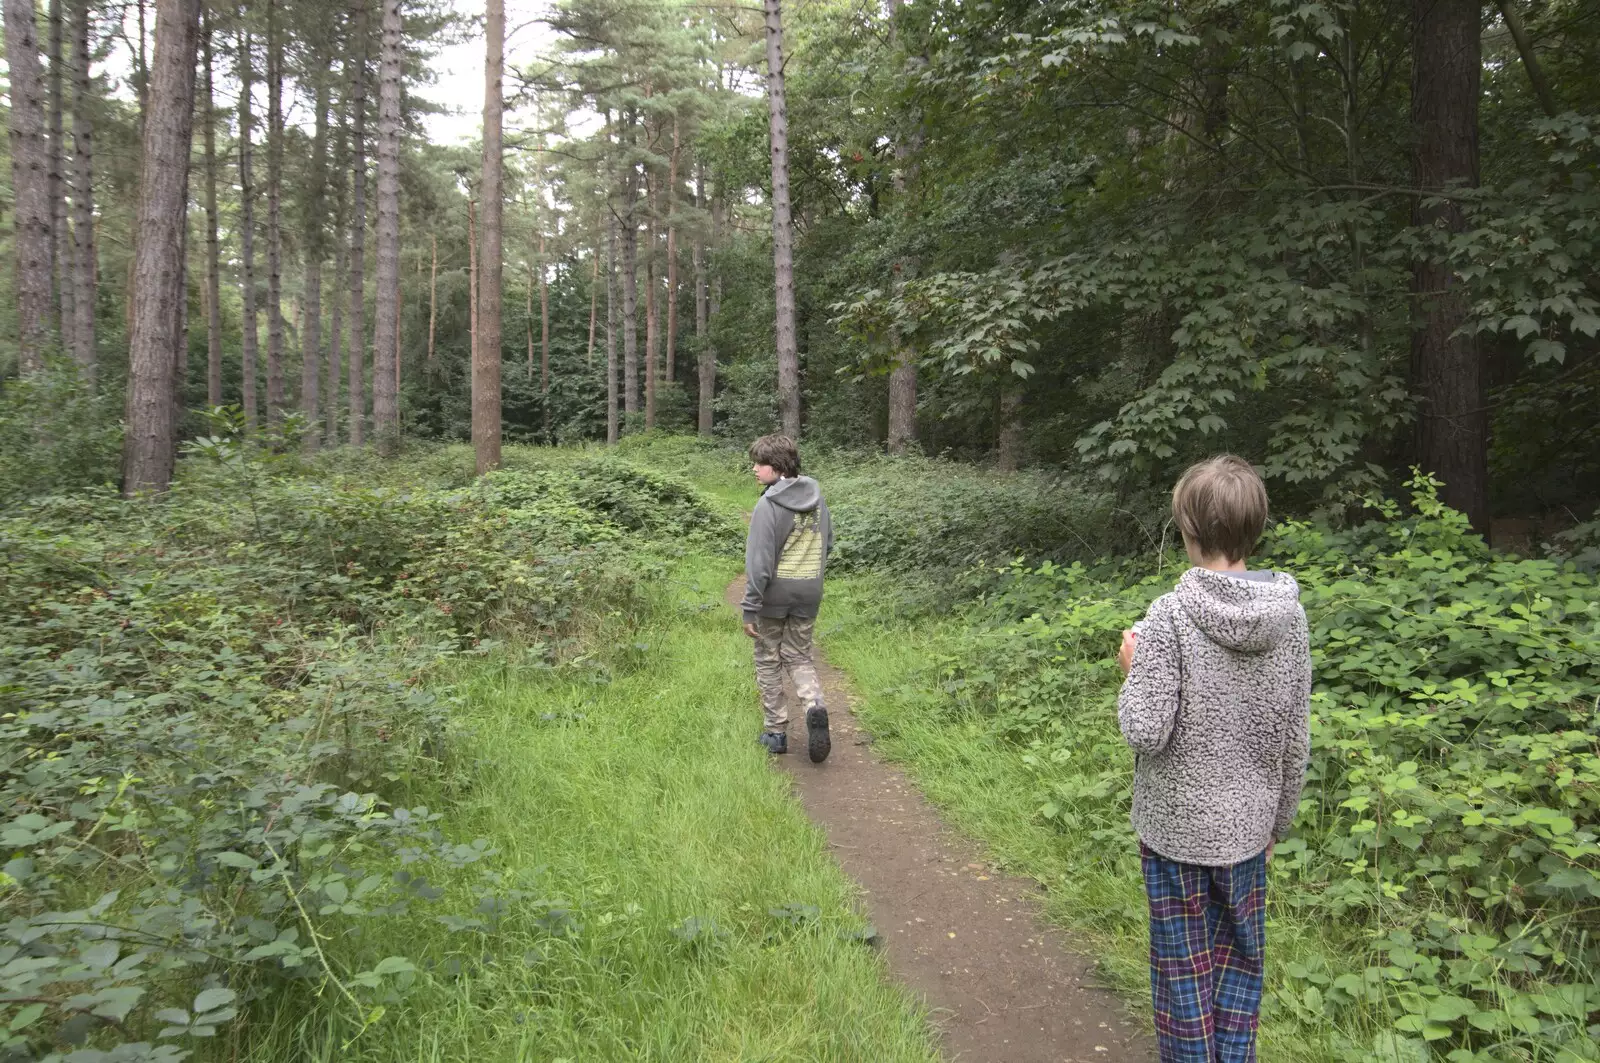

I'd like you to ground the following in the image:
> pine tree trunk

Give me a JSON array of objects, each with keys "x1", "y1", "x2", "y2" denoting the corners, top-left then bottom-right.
[
  {"x1": 427, "y1": 233, "x2": 436, "y2": 364},
  {"x1": 1410, "y1": 0, "x2": 1486, "y2": 530},
  {"x1": 644, "y1": 168, "x2": 657, "y2": 428},
  {"x1": 764, "y1": 0, "x2": 800, "y2": 438},
  {"x1": 540, "y1": 231, "x2": 550, "y2": 437},
  {"x1": 173, "y1": 203, "x2": 189, "y2": 420},
  {"x1": 606, "y1": 213, "x2": 618, "y2": 444},
  {"x1": 49, "y1": 0, "x2": 75, "y2": 352},
  {"x1": 201, "y1": 13, "x2": 222, "y2": 406},
  {"x1": 265, "y1": 0, "x2": 285, "y2": 425},
  {"x1": 694, "y1": 163, "x2": 712, "y2": 436},
  {"x1": 996, "y1": 385, "x2": 1023, "y2": 472},
  {"x1": 346, "y1": 0, "x2": 368, "y2": 446},
  {"x1": 469, "y1": 198, "x2": 478, "y2": 364},
  {"x1": 371, "y1": 0, "x2": 403, "y2": 450},
  {"x1": 621, "y1": 127, "x2": 639, "y2": 420},
  {"x1": 301, "y1": 76, "x2": 330, "y2": 451},
  {"x1": 473, "y1": 0, "x2": 503, "y2": 474},
  {"x1": 586, "y1": 246, "x2": 598, "y2": 366},
  {"x1": 325, "y1": 114, "x2": 348, "y2": 444},
  {"x1": 709, "y1": 193, "x2": 722, "y2": 319},
  {"x1": 134, "y1": 0, "x2": 148, "y2": 118},
  {"x1": 327, "y1": 243, "x2": 346, "y2": 443},
  {"x1": 6, "y1": 0, "x2": 53, "y2": 371},
  {"x1": 122, "y1": 0, "x2": 199, "y2": 494},
  {"x1": 525, "y1": 260, "x2": 533, "y2": 380},
  {"x1": 665, "y1": 116, "x2": 680, "y2": 387},
  {"x1": 236, "y1": 23, "x2": 259, "y2": 429},
  {"x1": 69, "y1": 0, "x2": 95, "y2": 381}
]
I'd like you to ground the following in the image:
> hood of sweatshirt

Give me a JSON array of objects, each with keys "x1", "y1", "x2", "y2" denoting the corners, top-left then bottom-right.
[
  {"x1": 764, "y1": 476, "x2": 822, "y2": 512},
  {"x1": 1173, "y1": 567, "x2": 1302, "y2": 654}
]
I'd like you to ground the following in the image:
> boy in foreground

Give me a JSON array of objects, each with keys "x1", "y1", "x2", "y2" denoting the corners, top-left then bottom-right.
[
  {"x1": 741, "y1": 434, "x2": 833, "y2": 763},
  {"x1": 1116, "y1": 455, "x2": 1313, "y2": 1062}
]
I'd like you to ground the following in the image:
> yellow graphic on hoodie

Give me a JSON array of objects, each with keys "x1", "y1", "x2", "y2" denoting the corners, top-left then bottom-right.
[{"x1": 775, "y1": 510, "x2": 825, "y2": 580}]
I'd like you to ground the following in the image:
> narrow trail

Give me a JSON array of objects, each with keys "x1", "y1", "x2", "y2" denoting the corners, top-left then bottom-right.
[{"x1": 727, "y1": 577, "x2": 1154, "y2": 1063}]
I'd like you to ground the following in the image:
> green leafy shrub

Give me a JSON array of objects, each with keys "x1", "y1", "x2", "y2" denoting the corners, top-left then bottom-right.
[
  {"x1": 0, "y1": 446, "x2": 726, "y2": 1059},
  {"x1": 923, "y1": 475, "x2": 1600, "y2": 1060},
  {"x1": 815, "y1": 451, "x2": 1133, "y2": 578},
  {"x1": 0, "y1": 360, "x2": 122, "y2": 505}
]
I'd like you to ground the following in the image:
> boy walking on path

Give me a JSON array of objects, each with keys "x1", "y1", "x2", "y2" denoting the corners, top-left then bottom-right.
[
  {"x1": 1117, "y1": 455, "x2": 1313, "y2": 1063},
  {"x1": 742, "y1": 434, "x2": 833, "y2": 763}
]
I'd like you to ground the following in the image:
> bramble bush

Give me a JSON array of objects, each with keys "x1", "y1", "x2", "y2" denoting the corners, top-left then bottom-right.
[
  {"x1": 921, "y1": 475, "x2": 1600, "y2": 1062},
  {"x1": 0, "y1": 438, "x2": 724, "y2": 1061}
]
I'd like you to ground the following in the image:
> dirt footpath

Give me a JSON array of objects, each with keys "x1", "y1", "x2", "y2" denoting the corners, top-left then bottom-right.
[{"x1": 727, "y1": 578, "x2": 1154, "y2": 1063}]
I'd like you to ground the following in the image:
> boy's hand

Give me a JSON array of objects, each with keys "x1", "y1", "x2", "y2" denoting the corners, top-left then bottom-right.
[
  {"x1": 744, "y1": 621, "x2": 760, "y2": 639},
  {"x1": 1118, "y1": 629, "x2": 1137, "y2": 675}
]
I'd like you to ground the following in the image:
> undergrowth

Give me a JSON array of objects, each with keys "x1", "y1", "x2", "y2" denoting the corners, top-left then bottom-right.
[
  {"x1": 0, "y1": 437, "x2": 741, "y2": 1061},
  {"x1": 825, "y1": 473, "x2": 1600, "y2": 1063}
]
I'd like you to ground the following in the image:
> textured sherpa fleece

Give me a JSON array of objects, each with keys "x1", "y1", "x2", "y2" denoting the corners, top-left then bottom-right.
[{"x1": 1118, "y1": 566, "x2": 1313, "y2": 867}]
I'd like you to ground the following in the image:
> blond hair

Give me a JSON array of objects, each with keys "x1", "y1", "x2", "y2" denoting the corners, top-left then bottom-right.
[{"x1": 1171, "y1": 455, "x2": 1269, "y2": 563}]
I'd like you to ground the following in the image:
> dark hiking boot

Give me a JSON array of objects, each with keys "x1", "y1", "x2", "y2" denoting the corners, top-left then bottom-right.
[
  {"x1": 806, "y1": 707, "x2": 831, "y2": 763},
  {"x1": 759, "y1": 730, "x2": 788, "y2": 755}
]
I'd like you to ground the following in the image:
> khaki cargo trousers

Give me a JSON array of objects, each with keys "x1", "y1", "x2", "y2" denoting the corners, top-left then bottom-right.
[{"x1": 752, "y1": 614, "x2": 824, "y2": 732}]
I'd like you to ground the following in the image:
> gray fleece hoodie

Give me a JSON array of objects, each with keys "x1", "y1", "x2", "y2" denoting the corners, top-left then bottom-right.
[
  {"x1": 1118, "y1": 567, "x2": 1313, "y2": 866},
  {"x1": 741, "y1": 476, "x2": 834, "y2": 624}
]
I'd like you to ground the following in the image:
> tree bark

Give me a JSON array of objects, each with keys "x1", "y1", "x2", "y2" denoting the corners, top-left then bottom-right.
[
  {"x1": 473, "y1": 0, "x2": 503, "y2": 474},
  {"x1": 586, "y1": 246, "x2": 598, "y2": 366},
  {"x1": 69, "y1": 0, "x2": 95, "y2": 381},
  {"x1": 996, "y1": 385, "x2": 1023, "y2": 472},
  {"x1": 301, "y1": 75, "x2": 330, "y2": 451},
  {"x1": 346, "y1": 0, "x2": 369, "y2": 446},
  {"x1": 134, "y1": 0, "x2": 148, "y2": 118},
  {"x1": 644, "y1": 165, "x2": 658, "y2": 428},
  {"x1": 694, "y1": 163, "x2": 712, "y2": 436},
  {"x1": 709, "y1": 193, "x2": 722, "y2": 318},
  {"x1": 325, "y1": 113, "x2": 348, "y2": 444},
  {"x1": 201, "y1": 12, "x2": 221, "y2": 406},
  {"x1": 265, "y1": 0, "x2": 285, "y2": 425},
  {"x1": 621, "y1": 123, "x2": 639, "y2": 421},
  {"x1": 606, "y1": 215, "x2": 619, "y2": 443},
  {"x1": 885, "y1": 0, "x2": 918, "y2": 455},
  {"x1": 665, "y1": 115, "x2": 680, "y2": 387},
  {"x1": 371, "y1": 0, "x2": 403, "y2": 449},
  {"x1": 525, "y1": 258, "x2": 533, "y2": 380},
  {"x1": 236, "y1": 23, "x2": 259, "y2": 429},
  {"x1": 468, "y1": 196, "x2": 478, "y2": 365},
  {"x1": 122, "y1": 0, "x2": 199, "y2": 494},
  {"x1": 49, "y1": 0, "x2": 75, "y2": 352},
  {"x1": 764, "y1": 0, "x2": 800, "y2": 438},
  {"x1": 427, "y1": 233, "x2": 436, "y2": 364},
  {"x1": 6, "y1": 0, "x2": 53, "y2": 371},
  {"x1": 1410, "y1": 0, "x2": 1486, "y2": 530},
  {"x1": 540, "y1": 231, "x2": 550, "y2": 437}
]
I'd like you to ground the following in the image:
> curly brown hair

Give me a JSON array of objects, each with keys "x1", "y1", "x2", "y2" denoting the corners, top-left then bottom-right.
[{"x1": 748, "y1": 434, "x2": 801, "y2": 478}]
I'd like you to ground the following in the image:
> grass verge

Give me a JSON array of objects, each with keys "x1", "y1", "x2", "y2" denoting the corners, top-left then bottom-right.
[{"x1": 249, "y1": 553, "x2": 938, "y2": 1063}]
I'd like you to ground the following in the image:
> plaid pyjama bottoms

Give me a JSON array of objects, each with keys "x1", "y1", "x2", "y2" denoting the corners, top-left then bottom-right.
[{"x1": 1140, "y1": 842, "x2": 1269, "y2": 1063}]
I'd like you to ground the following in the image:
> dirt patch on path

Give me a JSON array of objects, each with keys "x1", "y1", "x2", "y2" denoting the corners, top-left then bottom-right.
[{"x1": 727, "y1": 578, "x2": 1153, "y2": 1063}]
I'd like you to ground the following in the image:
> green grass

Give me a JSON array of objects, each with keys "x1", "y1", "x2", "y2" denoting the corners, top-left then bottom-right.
[
  {"x1": 818, "y1": 573, "x2": 1347, "y2": 1063},
  {"x1": 249, "y1": 553, "x2": 939, "y2": 1063}
]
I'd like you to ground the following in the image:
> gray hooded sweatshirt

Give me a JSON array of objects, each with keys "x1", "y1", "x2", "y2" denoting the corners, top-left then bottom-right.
[
  {"x1": 1117, "y1": 567, "x2": 1313, "y2": 866},
  {"x1": 741, "y1": 476, "x2": 834, "y2": 624}
]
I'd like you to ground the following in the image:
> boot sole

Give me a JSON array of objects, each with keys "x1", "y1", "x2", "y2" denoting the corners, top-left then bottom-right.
[{"x1": 806, "y1": 708, "x2": 831, "y2": 763}]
